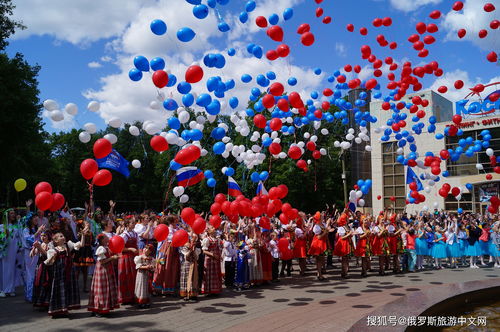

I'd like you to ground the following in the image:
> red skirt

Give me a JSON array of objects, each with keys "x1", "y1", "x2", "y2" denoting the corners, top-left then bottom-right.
[
  {"x1": 308, "y1": 236, "x2": 327, "y2": 256},
  {"x1": 354, "y1": 238, "x2": 367, "y2": 257},
  {"x1": 260, "y1": 249, "x2": 272, "y2": 281},
  {"x1": 293, "y1": 238, "x2": 307, "y2": 258},
  {"x1": 118, "y1": 253, "x2": 137, "y2": 304},
  {"x1": 371, "y1": 236, "x2": 383, "y2": 256},
  {"x1": 333, "y1": 238, "x2": 351, "y2": 257},
  {"x1": 388, "y1": 236, "x2": 398, "y2": 255},
  {"x1": 152, "y1": 242, "x2": 180, "y2": 294},
  {"x1": 88, "y1": 261, "x2": 119, "y2": 314}
]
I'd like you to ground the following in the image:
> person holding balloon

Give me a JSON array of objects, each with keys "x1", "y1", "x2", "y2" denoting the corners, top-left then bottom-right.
[
  {"x1": 308, "y1": 212, "x2": 329, "y2": 281},
  {"x1": 74, "y1": 220, "x2": 95, "y2": 293},
  {"x1": 31, "y1": 230, "x2": 52, "y2": 308},
  {"x1": 152, "y1": 215, "x2": 180, "y2": 296},
  {"x1": 117, "y1": 217, "x2": 139, "y2": 304},
  {"x1": 334, "y1": 211, "x2": 353, "y2": 279},
  {"x1": 134, "y1": 244, "x2": 155, "y2": 308},
  {"x1": 87, "y1": 233, "x2": 120, "y2": 316}
]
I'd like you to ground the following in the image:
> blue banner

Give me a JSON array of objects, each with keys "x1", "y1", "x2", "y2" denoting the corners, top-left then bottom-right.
[
  {"x1": 406, "y1": 167, "x2": 423, "y2": 191},
  {"x1": 96, "y1": 149, "x2": 130, "y2": 178}
]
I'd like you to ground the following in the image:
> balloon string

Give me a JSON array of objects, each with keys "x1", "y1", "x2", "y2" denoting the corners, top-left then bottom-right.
[
  {"x1": 163, "y1": 172, "x2": 175, "y2": 211},
  {"x1": 314, "y1": 161, "x2": 318, "y2": 192}
]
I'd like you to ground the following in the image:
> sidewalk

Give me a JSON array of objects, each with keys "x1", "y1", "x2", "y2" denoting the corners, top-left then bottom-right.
[{"x1": 0, "y1": 263, "x2": 498, "y2": 332}]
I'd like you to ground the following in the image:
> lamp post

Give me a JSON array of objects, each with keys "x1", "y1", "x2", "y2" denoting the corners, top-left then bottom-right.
[{"x1": 341, "y1": 152, "x2": 348, "y2": 206}]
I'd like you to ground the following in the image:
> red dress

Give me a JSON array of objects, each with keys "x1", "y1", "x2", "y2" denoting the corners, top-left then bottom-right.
[
  {"x1": 152, "y1": 238, "x2": 180, "y2": 295},
  {"x1": 118, "y1": 231, "x2": 138, "y2": 304},
  {"x1": 387, "y1": 225, "x2": 398, "y2": 255},
  {"x1": 354, "y1": 228, "x2": 369, "y2": 257},
  {"x1": 333, "y1": 226, "x2": 351, "y2": 257},
  {"x1": 260, "y1": 242, "x2": 273, "y2": 281},
  {"x1": 293, "y1": 228, "x2": 307, "y2": 259},
  {"x1": 202, "y1": 237, "x2": 222, "y2": 294},
  {"x1": 308, "y1": 224, "x2": 327, "y2": 256},
  {"x1": 88, "y1": 246, "x2": 119, "y2": 314}
]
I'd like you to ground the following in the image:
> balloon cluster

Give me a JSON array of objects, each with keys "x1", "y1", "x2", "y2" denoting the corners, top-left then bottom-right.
[{"x1": 34, "y1": 182, "x2": 65, "y2": 212}]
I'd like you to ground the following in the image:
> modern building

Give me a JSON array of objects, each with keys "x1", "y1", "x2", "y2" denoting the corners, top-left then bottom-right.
[{"x1": 370, "y1": 89, "x2": 500, "y2": 215}]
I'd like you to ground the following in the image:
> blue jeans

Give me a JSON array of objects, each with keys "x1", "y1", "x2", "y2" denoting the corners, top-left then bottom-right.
[{"x1": 407, "y1": 249, "x2": 417, "y2": 271}]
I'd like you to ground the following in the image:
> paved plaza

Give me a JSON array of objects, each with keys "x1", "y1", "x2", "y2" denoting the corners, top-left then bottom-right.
[{"x1": 0, "y1": 262, "x2": 498, "y2": 332}]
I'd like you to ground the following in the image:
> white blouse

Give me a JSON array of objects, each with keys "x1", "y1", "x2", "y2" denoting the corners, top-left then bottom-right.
[
  {"x1": 44, "y1": 241, "x2": 81, "y2": 265},
  {"x1": 95, "y1": 246, "x2": 108, "y2": 261}
]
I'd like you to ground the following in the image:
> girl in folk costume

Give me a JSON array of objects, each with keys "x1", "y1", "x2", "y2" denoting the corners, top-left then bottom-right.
[
  {"x1": 44, "y1": 231, "x2": 84, "y2": 317},
  {"x1": 247, "y1": 226, "x2": 264, "y2": 284},
  {"x1": 354, "y1": 218, "x2": 371, "y2": 277},
  {"x1": 431, "y1": 225, "x2": 447, "y2": 269},
  {"x1": 387, "y1": 213, "x2": 403, "y2": 273},
  {"x1": 179, "y1": 233, "x2": 201, "y2": 301},
  {"x1": 260, "y1": 231, "x2": 273, "y2": 283},
  {"x1": 444, "y1": 218, "x2": 460, "y2": 268},
  {"x1": 118, "y1": 217, "x2": 139, "y2": 304},
  {"x1": 457, "y1": 223, "x2": 469, "y2": 266},
  {"x1": 134, "y1": 244, "x2": 155, "y2": 308},
  {"x1": 293, "y1": 217, "x2": 307, "y2": 276},
  {"x1": 478, "y1": 222, "x2": 493, "y2": 266},
  {"x1": 202, "y1": 226, "x2": 223, "y2": 295},
  {"x1": 279, "y1": 225, "x2": 293, "y2": 278},
  {"x1": 415, "y1": 221, "x2": 430, "y2": 270},
  {"x1": 222, "y1": 232, "x2": 237, "y2": 289},
  {"x1": 308, "y1": 212, "x2": 329, "y2": 280},
  {"x1": 88, "y1": 234, "x2": 119, "y2": 316},
  {"x1": 268, "y1": 232, "x2": 280, "y2": 281},
  {"x1": 134, "y1": 215, "x2": 154, "y2": 251},
  {"x1": 234, "y1": 241, "x2": 250, "y2": 291},
  {"x1": 32, "y1": 231, "x2": 52, "y2": 308},
  {"x1": 153, "y1": 215, "x2": 180, "y2": 295},
  {"x1": 371, "y1": 211, "x2": 390, "y2": 275},
  {"x1": 74, "y1": 220, "x2": 95, "y2": 293},
  {"x1": 334, "y1": 212, "x2": 353, "y2": 279}
]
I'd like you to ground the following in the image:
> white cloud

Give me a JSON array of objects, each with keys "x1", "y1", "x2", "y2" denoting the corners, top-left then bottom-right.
[
  {"x1": 430, "y1": 69, "x2": 500, "y2": 102},
  {"x1": 387, "y1": 0, "x2": 442, "y2": 12},
  {"x1": 335, "y1": 42, "x2": 347, "y2": 57},
  {"x1": 88, "y1": 61, "x2": 102, "y2": 69},
  {"x1": 100, "y1": 56, "x2": 113, "y2": 62},
  {"x1": 442, "y1": 0, "x2": 500, "y2": 51},
  {"x1": 12, "y1": 0, "x2": 154, "y2": 45}
]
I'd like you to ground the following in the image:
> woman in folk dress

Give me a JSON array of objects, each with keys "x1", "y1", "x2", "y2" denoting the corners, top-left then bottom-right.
[
  {"x1": 117, "y1": 217, "x2": 139, "y2": 304},
  {"x1": 153, "y1": 215, "x2": 180, "y2": 295},
  {"x1": 179, "y1": 233, "x2": 201, "y2": 301},
  {"x1": 202, "y1": 226, "x2": 222, "y2": 295}
]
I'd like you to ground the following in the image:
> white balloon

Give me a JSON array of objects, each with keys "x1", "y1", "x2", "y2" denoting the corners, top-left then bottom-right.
[
  {"x1": 356, "y1": 190, "x2": 363, "y2": 198},
  {"x1": 179, "y1": 194, "x2": 189, "y2": 203},
  {"x1": 207, "y1": 115, "x2": 216, "y2": 123},
  {"x1": 79, "y1": 131, "x2": 91, "y2": 143},
  {"x1": 476, "y1": 163, "x2": 484, "y2": 170},
  {"x1": 178, "y1": 111, "x2": 190, "y2": 124},
  {"x1": 297, "y1": 141, "x2": 305, "y2": 148},
  {"x1": 87, "y1": 101, "x2": 100, "y2": 112},
  {"x1": 313, "y1": 121, "x2": 321, "y2": 130},
  {"x1": 222, "y1": 151, "x2": 230, "y2": 158},
  {"x1": 321, "y1": 128, "x2": 329, "y2": 135},
  {"x1": 304, "y1": 132, "x2": 310, "y2": 139},
  {"x1": 346, "y1": 133, "x2": 355, "y2": 141},
  {"x1": 64, "y1": 103, "x2": 78, "y2": 115},
  {"x1": 145, "y1": 124, "x2": 160, "y2": 135},
  {"x1": 166, "y1": 132, "x2": 178, "y2": 144},
  {"x1": 222, "y1": 136, "x2": 231, "y2": 143},
  {"x1": 271, "y1": 131, "x2": 278, "y2": 139},
  {"x1": 176, "y1": 138, "x2": 186, "y2": 146},
  {"x1": 43, "y1": 99, "x2": 59, "y2": 111},
  {"x1": 428, "y1": 180, "x2": 435, "y2": 186},
  {"x1": 486, "y1": 148, "x2": 494, "y2": 157},
  {"x1": 433, "y1": 202, "x2": 439, "y2": 208},
  {"x1": 354, "y1": 137, "x2": 362, "y2": 144},
  {"x1": 104, "y1": 133, "x2": 117, "y2": 144},
  {"x1": 150, "y1": 101, "x2": 161, "y2": 110},
  {"x1": 358, "y1": 199, "x2": 365, "y2": 207},
  {"x1": 241, "y1": 127, "x2": 250, "y2": 136},
  {"x1": 173, "y1": 186, "x2": 185, "y2": 197},
  {"x1": 320, "y1": 148, "x2": 327, "y2": 155},
  {"x1": 365, "y1": 145, "x2": 372, "y2": 152},
  {"x1": 128, "y1": 125, "x2": 140, "y2": 136},
  {"x1": 50, "y1": 110, "x2": 64, "y2": 122},
  {"x1": 132, "y1": 159, "x2": 141, "y2": 168},
  {"x1": 348, "y1": 128, "x2": 355, "y2": 134},
  {"x1": 108, "y1": 117, "x2": 122, "y2": 128},
  {"x1": 201, "y1": 149, "x2": 208, "y2": 157},
  {"x1": 196, "y1": 116, "x2": 206, "y2": 124},
  {"x1": 334, "y1": 141, "x2": 340, "y2": 148},
  {"x1": 456, "y1": 194, "x2": 462, "y2": 201},
  {"x1": 310, "y1": 135, "x2": 318, "y2": 143},
  {"x1": 83, "y1": 122, "x2": 96, "y2": 134},
  {"x1": 424, "y1": 187, "x2": 431, "y2": 193}
]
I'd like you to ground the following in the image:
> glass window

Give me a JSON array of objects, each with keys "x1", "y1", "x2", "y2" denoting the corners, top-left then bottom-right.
[{"x1": 382, "y1": 142, "x2": 405, "y2": 211}]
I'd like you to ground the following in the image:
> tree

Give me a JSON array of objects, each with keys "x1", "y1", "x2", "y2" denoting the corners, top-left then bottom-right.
[{"x1": 0, "y1": 0, "x2": 25, "y2": 51}]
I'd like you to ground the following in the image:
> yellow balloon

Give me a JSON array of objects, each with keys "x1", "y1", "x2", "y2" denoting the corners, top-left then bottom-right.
[{"x1": 14, "y1": 178, "x2": 27, "y2": 192}]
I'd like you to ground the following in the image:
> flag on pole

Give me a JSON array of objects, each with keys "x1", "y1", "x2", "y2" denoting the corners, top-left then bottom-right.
[
  {"x1": 256, "y1": 180, "x2": 268, "y2": 196},
  {"x1": 406, "y1": 166, "x2": 423, "y2": 191},
  {"x1": 228, "y1": 176, "x2": 242, "y2": 196},
  {"x1": 176, "y1": 167, "x2": 204, "y2": 187}
]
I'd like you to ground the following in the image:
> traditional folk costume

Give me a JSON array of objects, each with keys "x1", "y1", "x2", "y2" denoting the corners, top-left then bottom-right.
[
  {"x1": 202, "y1": 236, "x2": 222, "y2": 294},
  {"x1": 179, "y1": 243, "x2": 200, "y2": 299},
  {"x1": 73, "y1": 233, "x2": 95, "y2": 267},
  {"x1": 22, "y1": 225, "x2": 38, "y2": 302},
  {"x1": 134, "y1": 254, "x2": 154, "y2": 305},
  {"x1": 334, "y1": 225, "x2": 352, "y2": 278},
  {"x1": 32, "y1": 242, "x2": 52, "y2": 307},
  {"x1": 44, "y1": 241, "x2": 81, "y2": 316},
  {"x1": 354, "y1": 226, "x2": 371, "y2": 277},
  {"x1": 87, "y1": 246, "x2": 119, "y2": 314},
  {"x1": 234, "y1": 243, "x2": 250, "y2": 290},
  {"x1": 153, "y1": 227, "x2": 180, "y2": 295},
  {"x1": 0, "y1": 217, "x2": 25, "y2": 296},
  {"x1": 248, "y1": 238, "x2": 263, "y2": 284},
  {"x1": 118, "y1": 230, "x2": 138, "y2": 303},
  {"x1": 308, "y1": 223, "x2": 327, "y2": 256}
]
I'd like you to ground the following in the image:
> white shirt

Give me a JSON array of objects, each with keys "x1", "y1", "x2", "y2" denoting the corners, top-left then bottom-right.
[
  {"x1": 134, "y1": 223, "x2": 152, "y2": 240},
  {"x1": 269, "y1": 240, "x2": 279, "y2": 259},
  {"x1": 295, "y1": 228, "x2": 305, "y2": 239},
  {"x1": 337, "y1": 227, "x2": 347, "y2": 237},
  {"x1": 313, "y1": 225, "x2": 322, "y2": 235},
  {"x1": 222, "y1": 240, "x2": 237, "y2": 261}
]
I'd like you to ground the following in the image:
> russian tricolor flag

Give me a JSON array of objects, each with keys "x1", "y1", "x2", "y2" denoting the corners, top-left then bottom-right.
[
  {"x1": 256, "y1": 180, "x2": 268, "y2": 196},
  {"x1": 228, "y1": 176, "x2": 242, "y2": 197},
  {"x1": 176, "y1": 167, "x2": 204, "y2": 187}
]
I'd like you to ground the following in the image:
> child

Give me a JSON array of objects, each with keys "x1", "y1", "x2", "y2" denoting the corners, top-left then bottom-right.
[
  {"x1": 32, "y1": 231, "x2": 52, "y2": 308},
  {"x1": 88, "y1": 234, "x2": 120, "y2": 317},
  {"x1": 431, "y1": 226, "x2": 447, "y2": 269},
  {"x1": 234, "y1": 242, "x2": 250, "y2": 291},
  {"x1": 268, "y1": 232, "x2": 280, "y2": 282},
  {"x1": 405, "y1": 228, "x2": 417, "y2": 272},
  {"x1": 134, "y1": 244, "x2": 155, "y2": 308},
  {"x1": 222, "y1": 233, "x2": 237, "y2": 289},
  {"x1": 179, "y1": 233, "x2": 201, "y2": 301},
  {"x1": 74, "y1": 221, "x2": 95, "y2": 293}
]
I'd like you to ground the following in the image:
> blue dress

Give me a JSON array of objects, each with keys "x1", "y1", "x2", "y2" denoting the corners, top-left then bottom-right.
[
  {"x1": 489, "y1": 231, "x2": 499, "y2": 258},
  {"x1": 465, "y1": 227, "x2": 482, "y2": 256},
  {"x1": 431, "y1": 233, "x2": 447, "y2": 259},
  {"x1": 234, "y1": 250, "x2": 249, "y2": 288},
  {"x1": 457, "y1": 231, "x2": 468, "y2": 257},
  {"x1": 445, "y1": 234, "x2": 461, "y2": 258},
  {"x1": 415, "y1": 232, "x2": 429, "y2": 256}
]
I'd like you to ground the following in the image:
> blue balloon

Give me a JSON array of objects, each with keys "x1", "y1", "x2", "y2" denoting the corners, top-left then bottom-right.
[
  {"x1": 214, "y1": 54, "x2": 226, "y2": 68},
  {"x1": 168, "y1": 117, "x2": 181, "y2": 130},
  {"x1": 181, "y1": 130, "x2": 190, "y2": 141},
  {"x1": 204, "y1": 170, "x2": 214, "y2": 178},
  {"x1": 246, "y1": 43, "x2": 255, "y2": 54},
  {"x1": 262, "y1": 137, "x2": 272, "y2": 146},
  {"x1": 266, "y1": 71, "x2": 276, "y2": 80},
  {"x1": 283, "y1": 8, "x2": 293, "y2": 20},
  {"x1": 252, "y1": 45, "x2": 263, "y2": 59},
  {"x1": 150, "y1": 19, "x2": 167, "y2": 35},
  {"x1": 186, "y1": 0, "x2": 201, "y2": 4},
  {"x1": 239, "y1": 11, "x2": 248, "y2": 23},
  {"x1": 190, "y1": 129, "x2": 203, "y2": 141},
  {"x1": 177, "y1": 81, "x2": 192, "y2": 94},
  {"x1": 457, "y1": 208, "x2": 463, "y2": 214},
  {"x1": 227, "y1": 48, "x2": 235, "y2": 56},
  {"x1": 225, "y1": 167, "x2": 235, "y2": 176},
  {"x1": 193, "y1": 4, "x2": 209, "y2": 19},
  {"x1": 251, "y1": 172, "x2": 260, "y2": 182},
  {"x1": 206, "y1": 99, "x2": 221, "y2": 115},
  {"x1": 288, "y1": 77, "x2": 297, "y2": 86},
  {"x1": 269, "y1": 13, "x2": 279, "y2": 25},
  {"x1": 207, "y1": 0, "x2": 216, "y2": 8},
  {"x1": 196, "y1": 93, "x2": 212, "y2": 107},
  {"x1": 207, "y1": 178, "x2": 216, "y2": 188},
  {"x1": 259, "y1": 171, "x2": 269, "y2": 181},
  {"x1": 128, "y1": 68, "x2": 142, "y2": 81},
  {"x1": 163, "y1": 98, "x2": 178, "y2": 111},
  {"x1": 182, "y1": 93, "x2": 194, "y2": 107},
  {"x1": 245, "y1": 0, "x2": 256, "y2": 12},
  {"x1": 134, "y1": 56, "x2": 149, "y2": 72},
  {"x1": 466, "y1": 183, "x2": 473, "y2": 190},
  {"x1": 150, "y1": 57, "x2": 165, "y2": 71},
  {"x1": 211, "y1": 127, "x2": 226, "y2": 140},
  {"x1": 166, "y1": 73, "x2": 177, "y2": 87},
  {"x1": 218, "y1": 21, "x2": 230, "y2": 32},
  {"x1": 177, "y1": 27, "x2": 196, "y2": 42},
  {"x1": 213, "y1": 142, "x2": 225, "y2": 154},
  {"x1": 314, "y1": 68, "x2": 322, "y2": 75},
  {"x1": 241, "y1": 74, "x2": 252, "y2": 83},
  {"x1": 169, "y1": 160, "x2": 182, "y2": 171},
  {"x1": 229, "y1": 97, "x2": 239, "y2": 109}
]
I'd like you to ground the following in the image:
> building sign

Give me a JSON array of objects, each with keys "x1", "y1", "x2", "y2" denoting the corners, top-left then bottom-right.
[
  {"x1": 478, "y1": 182, "x2": 499, "y2": 203},
  {"x1": 455, "y1": 83, "x2": 500, "y2": 118},
  {"x1": 448, "y1": 117, "x2": 500, "y2": 129}
]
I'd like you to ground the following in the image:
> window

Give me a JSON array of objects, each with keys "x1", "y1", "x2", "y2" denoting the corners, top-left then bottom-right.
[
  {"x1": 444, "y1": 193, "x2": 478, "y2": 212},
  {"x1": 382, "y1": 142, "x2": 405, "y2": 212}
]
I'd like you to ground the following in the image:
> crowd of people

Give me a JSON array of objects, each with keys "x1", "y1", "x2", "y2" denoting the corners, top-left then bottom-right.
[{"x1": 1, "y1": 199, "x2": 499, "y2": 318}]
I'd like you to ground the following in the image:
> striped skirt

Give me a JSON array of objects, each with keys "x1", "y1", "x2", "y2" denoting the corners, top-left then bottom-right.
[{"x1": 118, "y1": 253, "x2": 137, "y2": 304}]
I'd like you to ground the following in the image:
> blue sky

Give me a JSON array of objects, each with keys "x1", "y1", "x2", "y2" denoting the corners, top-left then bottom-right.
[{"x1": 6, "y1": 0, "x2": 499, "y2": 133}]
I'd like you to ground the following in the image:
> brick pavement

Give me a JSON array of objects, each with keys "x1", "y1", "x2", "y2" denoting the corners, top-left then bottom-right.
[{"x1": 0, "y1": 263, "x2": 498, "y2": 332}]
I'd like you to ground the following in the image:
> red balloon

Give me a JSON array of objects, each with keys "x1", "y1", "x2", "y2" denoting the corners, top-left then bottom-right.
[
  {"x1": 269, "y1": 142, "x2": 282, "y2": 155},
  {"x1": 255, "y1": 16, "x2": 268, "y2": 28},
  {"x1": 490, "y1": 20, "x2": 500, "y2": 29},
  {"x1": 300, "y1": 32, "x2": 315, "y2": 46},
  {"x1": 269, "y1": 118, "x2": 282, "y2": 131},
  {"x1": 454, "y1": 80, "x2": 464, "y2": 89},
  {"x1": 174, "y1": 145, "x2": 201, "y2": 165},
  {"x1": 210, "y1": 203, "x2": 221, "y2": 215},
  {"x1": 221, "y1": 201, "x2": 232, "y2": 215},
  {"x1": 109, "y1": 235, "x2": 125, "y2": 253},
  {"x1": 259, "y1": 216, "x2": 271, "y2": 229},
  {"x1": 486, "y1": 174, "x2": 493, "y2": 180},
  {"x1": 266, "y1": 25, "x2": 284, "y2": 42},
  {"x1": 192, "y1": 217, "x2": 206, "y2": 234},
  {"x1": 93, "y1": 169, "x2": 112, "y2": 186},
  {"x1": 209, "y1": 215, "x2": 222, "y2": 228},
  {"x1": 276, "y1": 98, "x2": 289, "y2": 111},
  {"x1": 488, "y1": 205, "x2": 498, "y2": 214},
  {"x1": 80, "y1": 159, "x2": 98, "y2": 180},
  {"x1": 297, "y1": 159, "x2": 307, "y2": 169},
  {"x1": 279, "y1": 213, "x2": 289, "y2": 225},
  {"x1": 382, "y1": 17, "x2": 392, "y2": 26},
  {"x1": 428, "y1": 24, "x2": 439, "y2": 34},
  {"x1": 429, "y1": 10, "x2": 441, "y2": 19},
  {"x1": 416, "y1": 22, "x2": 426, "y2": 34},
  {"x1": 452, "y1": 114, "x2": 462, "y2": 124},
  {"x1": 424, "y1": 35, "x2": 436, "y2": 44},
  {"x1": 215, "y1": 193, "x2": 226, "y2": 204},
  {"x1": 487, "y1": 52, "x2": 498, "y2": 63},
  {"x1": 262, "y1": 94, "x2": 275, "y2": 108},
  {"x1": 35, "y1": 192, "x2": 53, "y2": 211},
  {"x1": 152, "y1": 70, "x2": 169, "y2": 88},
  {"x1": 276, "y1": 44, "x2": 290, "y2": 57},
  {"x1": 34, "y1": 182, "x2": 52, "y2": 195},
  {"x1": 438, "y1": 86, "x2": 448, "y2": 93},
  {"x1": 440, "y1": 149, "x2": 450, "y2": 160},
  {"x1": 346, "y1": 24, "x2": 354, "y2": 32},
  {"x1": 377, "y1": 195, "x2": 382, "y2": 200},
  {"x1": 154, "y1": 224, "x2": 169, "y2": 242},
  {"x1": 288, "y1": 146, "x2": 302, "y2": 159},
  {"x1": 266, "y1": 50, "x2": 278, "y2": 61},
  {"x1": 359, "y1": 27, "x2": 368, "y2": 35},
  {"x1": 315, "y1": 7, "x2": 323, "y2": 17},
  {"x1": 49, "y1": 193, "x2": 65, "y2": 212},
  {"x1": 490, "y1": 196, "x2": 500, "y2": 207},
  {"x1": 489, "y1": 93, "x2": 500, "y2": 102},
  {"x1": 373, "y1": 18, "x2": 382, "y2": 27},
  {"x1": 93, "y1": 138, "x2": 112, "y2": 159},
  {"x1": 185, "y1": 65, "x2": 203, "y2": 83},
  {"x1": 253, "y1": 114, "x2": 267, "y2": 128},
  {"x1": 269, "y1": 82, "x2": 284, "y2": 96},
  {"x1": 409, "y1": 182, "x2": 418, "y2": 191},
  {"x1": 297, "y1": 23, "x2": 310, "y2": 34},
  {"x1": 278, "y1": 184, "x2": 288, "y2": 198},
  {"x1": 288, "y1": 92, "x2": 304, "y2": 108},
  {"x1": 478, "y1": 29, "x2": 488, "y2": 39},
  {"x1": 322, "y1": 16, "x2": 331, "y2": 24},
  {"x1": 453, "y1": 1, "x2": 464, "y2": 11},
  {"x1": 484, "y1": 3, "x2": 495, "y2": 12},
  {"x1": 150, "y1": 135, "x2": 169, "y2": 152},
  {"x1": 457, "y1": 29, "x2": 466, "y2": 38},
  {"x1": 390, "y1": 196, "x2": 396, "y2": 202},
  {"x1": 172, "y1": 229, "x2": 189, "y2": 247},
  {"x1": 451, "y1": 187, "x2": 461, "y2": 197},
  {"x1": 181, "y1": 207, "x2": 196, "y2": 224},
  {"x1": 365, "y1": 79, "x2": 378, "y2": 90},
  {"x1": 306, "y1": 141, "x2": 316, "y2": 151}
]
